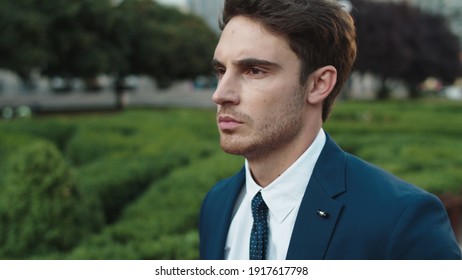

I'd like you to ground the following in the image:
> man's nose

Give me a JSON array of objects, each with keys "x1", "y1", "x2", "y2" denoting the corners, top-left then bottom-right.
[{"x1": 212, "y1": 72, "x2": 240, "y2": 106}]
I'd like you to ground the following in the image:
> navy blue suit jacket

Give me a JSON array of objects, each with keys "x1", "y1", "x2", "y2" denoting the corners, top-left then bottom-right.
[{"x1": 199, "y1": 133, "x2": 461, "y2": 259}]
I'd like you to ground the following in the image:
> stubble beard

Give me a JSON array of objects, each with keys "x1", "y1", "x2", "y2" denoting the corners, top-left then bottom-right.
[{"x1": 218, "y1": 87, "x2": 305, "y2": 161}]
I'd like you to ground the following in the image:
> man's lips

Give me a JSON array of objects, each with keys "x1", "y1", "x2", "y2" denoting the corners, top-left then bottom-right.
[{"x1": 217, "y1": 115, "x2": 243, "y2": 130}]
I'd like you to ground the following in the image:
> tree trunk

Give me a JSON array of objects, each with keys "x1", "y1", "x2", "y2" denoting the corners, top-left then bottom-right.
[
  {"x1": 18, "y1": 71, "x2": 37, "y2": 93},
  {"x1": 377, "y1": 77, "x2": 390, "y2": 100},
  {"x1": 408, "y1": 83, "x2": 420, "y2": 99},
  {"x1": 114, "y1": 75, "x2": 127, "y2": 111}
]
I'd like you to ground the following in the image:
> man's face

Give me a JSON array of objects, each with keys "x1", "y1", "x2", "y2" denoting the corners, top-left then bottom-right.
[{"x1": 212, "y1": 16, "x2": 307, "y2": 160}]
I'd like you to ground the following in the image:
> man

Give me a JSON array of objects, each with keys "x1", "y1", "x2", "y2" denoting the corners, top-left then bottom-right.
[{"x1": 199, "y1": 0, "x2": 461, "y2": 260}]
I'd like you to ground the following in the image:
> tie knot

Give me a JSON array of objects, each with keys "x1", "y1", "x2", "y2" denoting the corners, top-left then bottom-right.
[{"x1": 251, "y1": 192, "x2": 268, "y2": 222}]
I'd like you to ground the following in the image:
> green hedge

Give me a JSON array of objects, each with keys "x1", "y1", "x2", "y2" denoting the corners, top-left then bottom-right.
[
  {"x1": 64, "y1": 153, "x2": 242, "y2": 260},
  {"x1": 0, "y1": 102, "x2": 461, "y2": 259},
  {"x1": 0, "y1": 109, "x2": 221, "y2": 259},
  {"x1": 76, "y1": 152, "x2": 206, "y2": 223},
  {"x1": 0, "y1": 118, "x2": 76, "y2": 150},
  {"x1": 69, "y1": 110, "x2": 218, "y2": 223},
  {"x1": 0, "y1": 140, "x2": 103, "y2": 258},
  {"x1": 326, "y1": 100, "x2": 462, "y2": 195}
]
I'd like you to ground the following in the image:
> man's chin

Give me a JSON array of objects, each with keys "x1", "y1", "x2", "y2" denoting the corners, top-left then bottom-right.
[
  {"x1": 220, "y1": 144, "x2": 244, "y2": 156},
  {"x1": 219, "y1": 137, "x2": 246, "y2": 156}
]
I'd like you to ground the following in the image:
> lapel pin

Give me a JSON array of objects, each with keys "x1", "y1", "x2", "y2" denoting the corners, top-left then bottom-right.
[{"x1": 317, "y1": 210, "x2": 329, "y2": 218}]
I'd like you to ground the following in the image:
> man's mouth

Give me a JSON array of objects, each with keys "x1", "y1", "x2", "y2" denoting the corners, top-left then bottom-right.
[{"x1": 217, "y1": 115, "x2": 243, "y2": 130}]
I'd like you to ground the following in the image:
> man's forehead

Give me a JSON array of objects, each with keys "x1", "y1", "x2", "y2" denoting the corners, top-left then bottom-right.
[{"x1": 214, "y1": 16, "x2": 294, "y2": 64}]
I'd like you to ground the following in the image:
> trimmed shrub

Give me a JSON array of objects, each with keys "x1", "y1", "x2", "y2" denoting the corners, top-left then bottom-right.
[
  {"x1": 0, "y1": 132, "x2": 41, "y2": 189},
  {"x1": 326, "y1": 100, "x2": 462, "y2": 195},
  {"x1": 0, "y1": 118, "x2": 76, "y2": 151},
  {"x1": 64, "y1": 153, "x2": 243, "y2": 259},
  {"x1": 65, "y1": 127, "x2": 134, "y2": 166},
  {"x1": 2, "y1": 103, "x2": 461, "y2": 259},
  {"x1": 76, "y1": 154, "x2": 190, "y2": 223},
  {"x1": 0, "y1": 140, "x2": 103, "y2": 258}
]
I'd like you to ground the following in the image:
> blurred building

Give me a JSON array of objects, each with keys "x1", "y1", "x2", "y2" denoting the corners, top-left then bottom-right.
[
  {"x1": 157, "y1": 0, "x2": 224, "y2": 33},
  {"x1": 156, "y1": 0, "x2": 189, "y2": 11},
  {"x1": 187, "y1": 0, "x2": 224, "y2": 33}
]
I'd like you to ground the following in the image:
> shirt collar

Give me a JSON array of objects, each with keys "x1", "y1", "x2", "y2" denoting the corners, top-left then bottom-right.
[{"x1": 245, "y1": 128, "x2": 326, "y2": 223}]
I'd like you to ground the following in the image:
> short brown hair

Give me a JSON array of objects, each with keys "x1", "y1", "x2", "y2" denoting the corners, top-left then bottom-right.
[{"x1": 220, "y1": 0, "x2": 357, "y2": 121}]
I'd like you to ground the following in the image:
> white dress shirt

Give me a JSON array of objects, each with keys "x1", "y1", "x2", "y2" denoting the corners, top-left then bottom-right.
[{"x1": 224, "y1": 129, "x2": 326, "y2": 260}]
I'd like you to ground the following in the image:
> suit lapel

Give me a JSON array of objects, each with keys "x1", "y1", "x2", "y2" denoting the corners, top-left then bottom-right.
[
  {"x1": 206, "y1": 168, "x2": 245, "y2": 259},
  {"x1": 286, "y1": 134, "x2": 347, "y2": 259}
]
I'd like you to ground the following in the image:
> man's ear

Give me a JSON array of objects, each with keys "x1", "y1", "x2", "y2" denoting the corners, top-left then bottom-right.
[{"x1": 305, "y1": 66, "x2": 337, "y2": 105}]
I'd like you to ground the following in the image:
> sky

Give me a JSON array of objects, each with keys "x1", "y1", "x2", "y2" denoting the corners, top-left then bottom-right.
[{"x1": 156, "y1": 0, "x2": 188, "y2": 7}]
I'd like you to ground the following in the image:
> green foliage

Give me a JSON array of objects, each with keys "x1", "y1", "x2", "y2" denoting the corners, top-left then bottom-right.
[
  {"x1": 326, "y1": 100, "x2": 462, "y2": 194},
  {"x1": 111, "y1": 0, "x2": 217, "y2": 86},
  {"x1": 351, "y1": 0, "x2": 461, "y2": 98},
  {"x1": 65, "y1": 127, "x2": 134, "y2": 166},
  {"x1": 0, "y1": 131, "x2": 39, "y2": 181},
  {"x1": 77, "y1": 153, "x2": 193, "y2": 223},
  {"x1": 43, "y1": 0, "x2": 116, "y2": 79},
  {"x1": 0, "y1": 0, "x2": 50, "y2": 80},
  {"x1": 0, "y1": 140, "x2": 103, "y2": 258},
  {"x1": 0, "y1": 102, "x2": 461, "y2": 259},
  {"x1": 1, "y1": 0, "x2": 217, "y2": 86},
  {"x1": 65, "y1": 153, "x2": 242, "y2": 260},
  {"x1": 0, "y1": 118, "x2": 76, "y2": 150}
]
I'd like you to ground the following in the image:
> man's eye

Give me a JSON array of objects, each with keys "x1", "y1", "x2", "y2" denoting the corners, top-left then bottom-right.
[
  {"x1": 248, "y1": 67, "x2": 266, "y2": 76},
  {"x1": 215, "y1": 68, "x2": 226, "y2": 78},
  {"x1": 250, "y1": 68, "x2": 261, "y2": 75}
]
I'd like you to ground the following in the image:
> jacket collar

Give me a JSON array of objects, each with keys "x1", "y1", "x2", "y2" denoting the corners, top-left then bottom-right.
[
  {"x1": 286, "y1": 133, "x2": 346, "y2": 259},
  {"x1": 204, "y1": 167, "x2": 245, "y2": 259}
]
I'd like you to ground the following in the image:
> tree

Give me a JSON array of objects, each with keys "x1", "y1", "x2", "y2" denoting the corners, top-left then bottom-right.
[
  {"x1": 0, "y1": 0, "x2": 50, "y2": 89},
  {"x1": 0, "y1": 0, "x2": 115, "y2": 91},
  {"x1": 0, "y1": 0, "x2": 217, "y2": 109},
  {"x1": 110, "y1": 0, "x2": 217, "y2": 88},
  {"x1": 106, "y1": 0, "x2": 217, "y2": 108},
  {"x1": 40, "y1": 0, "x2": 117, "y2": 90},
  {"x1": 351, "y1": 0, "x2": 461, "y2": 99},
  {"x1": 403, "y1": 11, "x2": 462, "y2": 97}
]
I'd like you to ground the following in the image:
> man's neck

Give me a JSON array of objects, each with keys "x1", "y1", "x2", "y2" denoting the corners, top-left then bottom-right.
[{"x1": 247, "y1": 127, "x2": 321, "y2": 188}]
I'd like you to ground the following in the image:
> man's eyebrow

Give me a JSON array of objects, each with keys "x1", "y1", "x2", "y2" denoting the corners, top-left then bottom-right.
[
  {"x1": 211, "y1": 58, "x2": 280, "y2": 68},
  {"x1": 211, "y1": 59, "x2": 222, "y2": 67},
  {"x1": 234, "y1": 58, "x2": 280, "y2": 68}
]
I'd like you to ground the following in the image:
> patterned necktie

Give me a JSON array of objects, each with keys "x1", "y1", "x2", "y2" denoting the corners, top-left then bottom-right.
[{"x1": 249, "y1": 191, "x2": 269, "y2": 260}]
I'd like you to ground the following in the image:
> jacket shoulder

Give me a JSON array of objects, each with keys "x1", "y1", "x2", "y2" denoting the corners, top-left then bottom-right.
[{"x1": 338, "y1": 153, "x2": 461, "y2": 259}]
